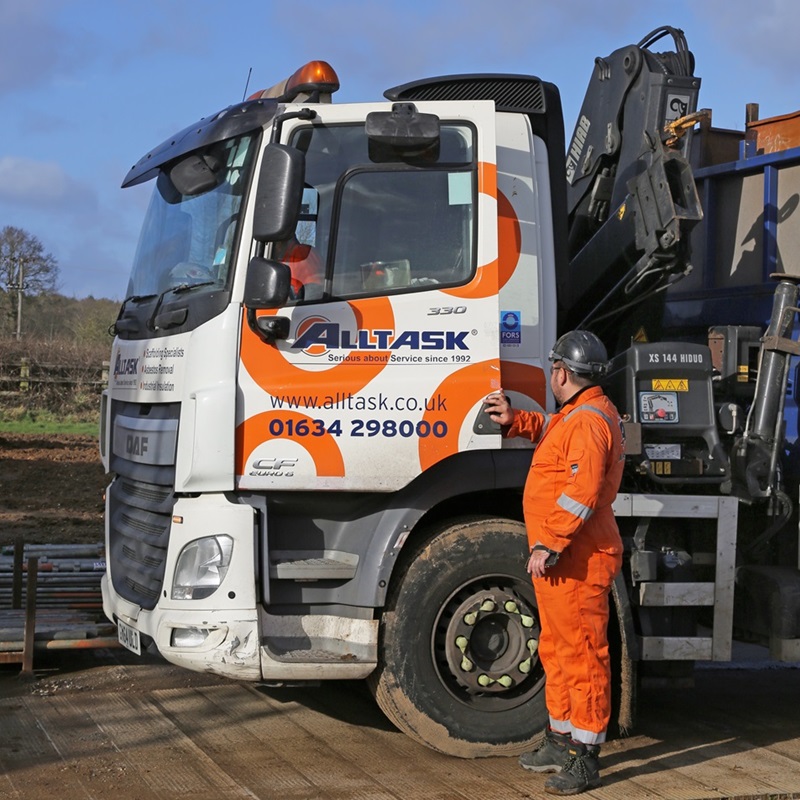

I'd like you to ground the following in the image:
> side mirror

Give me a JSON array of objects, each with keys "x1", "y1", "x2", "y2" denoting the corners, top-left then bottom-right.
[
  {"x1": 366, "y1": 103, "x2": 440, "y2": 155},
  {"x1": 244, "y1": 257, "x2": 291, "y2": 308},
  {"x1": 252, "y1": 144, "x2": 306, "y2": 243}
]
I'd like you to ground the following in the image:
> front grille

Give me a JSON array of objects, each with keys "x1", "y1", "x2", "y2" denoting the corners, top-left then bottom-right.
[
  {"x1": 386, "y1": 75, "x2": 547, "y2": 115},
  {"x1": 108, "y1": 475, "x2": 174, "y2": 609},
  {"x1": 108, "y1": 399, "x2": 180, "y2": 610}
]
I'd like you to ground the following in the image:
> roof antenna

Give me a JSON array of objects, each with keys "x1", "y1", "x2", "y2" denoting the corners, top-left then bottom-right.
[{"x1": 242, "y1": 67, "x2": 253, "y2": 101}]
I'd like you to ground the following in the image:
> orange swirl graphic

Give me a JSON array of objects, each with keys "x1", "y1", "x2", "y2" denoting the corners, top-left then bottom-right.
[
  {"x1": 496, "y1": 189, "x2": 522, "y2": 290},
  {"x1": 235, "y1": 410, "x2": 345, "y2": 478},
  {"x1": 418, "y1": 359, "x2": 500, "y2": 471},
  {"x1": 240, "y1": 296, "x2": 395, "y2": 396},
  {"x1": 444, "y1": 188, "x2": 520, "y2": 299},
  {"x1": 478, "y1": 162, "x2": 497, "y2": 198},
  {"x1": 501, "y1": 360, "x2": 547, "y2": 407},
  {"x1": 417, "y1": 360, "x2": 545, "y2": 472}
]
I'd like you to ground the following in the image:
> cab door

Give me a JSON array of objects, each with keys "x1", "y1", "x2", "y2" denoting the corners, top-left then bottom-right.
[{"x1": 238, "y1": 100, "x2": 502, "y2": 491}]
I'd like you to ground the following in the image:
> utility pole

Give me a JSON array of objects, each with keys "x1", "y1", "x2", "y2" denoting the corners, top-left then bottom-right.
[{"x1": 11, "y1": 256, "x2": 24, "y2": 339}]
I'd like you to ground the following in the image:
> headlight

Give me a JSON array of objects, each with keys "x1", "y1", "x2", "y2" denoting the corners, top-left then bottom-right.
[{"x1": 172, "y1": 535, "x2": 233, "y2": 600}]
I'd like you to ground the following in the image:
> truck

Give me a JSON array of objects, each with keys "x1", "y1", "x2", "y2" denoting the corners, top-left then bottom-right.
[{"x1": 101, "y1": 25, "x2": 800, "y2": 758}]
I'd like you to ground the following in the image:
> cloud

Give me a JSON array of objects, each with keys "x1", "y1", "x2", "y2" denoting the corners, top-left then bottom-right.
[
  {"x1": 0, "y1": 156, "x2": 97, "y2": 213},
  {"x1": 0, "y1": 1, "x2": 215, "y2": 97}
]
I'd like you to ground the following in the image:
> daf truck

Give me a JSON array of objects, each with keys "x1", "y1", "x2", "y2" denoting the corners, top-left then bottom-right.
[{"x1": 102, "y1": 27, "x2": 800, "y2": 757}]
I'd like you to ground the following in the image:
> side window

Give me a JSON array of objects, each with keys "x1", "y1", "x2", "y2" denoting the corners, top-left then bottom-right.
[
  {"x1": 331, "y1": 169, "x2": 474, "y2": 297},
  {"x1": 286, "y1": 122, "x2": 475, "y2": 302},
  {"x1": 296, "y1": 187, "x2": 318, "y2": 248},
  {"x1": 271, "y1": 187, "x2": 324, "y2": 304}
]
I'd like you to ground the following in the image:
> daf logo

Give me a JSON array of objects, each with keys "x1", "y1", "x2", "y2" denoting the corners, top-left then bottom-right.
[{"x1": 126, "y1": 434, "x2": 149, "y2": 456}]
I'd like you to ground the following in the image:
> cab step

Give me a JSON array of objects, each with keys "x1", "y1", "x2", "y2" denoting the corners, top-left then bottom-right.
[{"x1": 268, "y1": 550, "x2": 358, "y2": 581}]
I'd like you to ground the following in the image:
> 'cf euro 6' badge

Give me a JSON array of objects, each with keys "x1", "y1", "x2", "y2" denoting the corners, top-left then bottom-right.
[{"x1": 250, "y1": 457, "x2": 298, "y2": 477}]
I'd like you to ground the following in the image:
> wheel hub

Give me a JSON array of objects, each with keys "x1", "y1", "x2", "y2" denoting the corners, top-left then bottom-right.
[
  {"x1": 470, "y1": 616, "x2": 509, "y2": 661},
  {"x1": 441, "y1": 586, "x2": 540, "y2": 694}
]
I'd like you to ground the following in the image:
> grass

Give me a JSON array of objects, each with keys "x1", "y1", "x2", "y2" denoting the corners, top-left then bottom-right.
[{"x1": 0, "y1": 410, "x2": 99, "y2": 437}]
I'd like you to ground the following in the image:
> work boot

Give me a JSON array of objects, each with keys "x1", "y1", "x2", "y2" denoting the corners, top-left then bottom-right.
[
  {"x1": 544, "y1": 740, "x2": 601, "y2": 795},
  {"x1": 518, "y1": 727, "x2": 571, "y2": 772}
]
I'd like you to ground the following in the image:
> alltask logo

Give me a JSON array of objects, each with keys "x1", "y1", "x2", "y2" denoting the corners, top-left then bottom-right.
[
  {"x1": 292, "y1": 321, "x2": 470, "y2": 353},
  {"x1": 114, "y1": 352, "x2": 139, "y2": 378}
]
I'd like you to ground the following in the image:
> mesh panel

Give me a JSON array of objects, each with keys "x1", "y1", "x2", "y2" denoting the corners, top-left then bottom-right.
[{"x1": 388, "y1": 77, "x2": 546, "y2": 115}]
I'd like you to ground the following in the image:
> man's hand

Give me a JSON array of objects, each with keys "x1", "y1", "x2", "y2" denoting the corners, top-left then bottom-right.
[
  {"x1": 484, "y1": 390, "x2": 514, "y2": 427},
  {"x1": 526, "y1": 548, "x2": 551, "y2": 578}
]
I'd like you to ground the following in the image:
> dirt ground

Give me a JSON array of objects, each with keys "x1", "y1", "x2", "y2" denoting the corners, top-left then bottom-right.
[
  {"x1": 2, "y1": 649, "x2": 800, "y2": 799},
  {"x1": 3, "y1": 435, "x2": 800, "y2": 798},
  {"x1": 0, "y1": 432, "x2": 106, "y2": 547}
]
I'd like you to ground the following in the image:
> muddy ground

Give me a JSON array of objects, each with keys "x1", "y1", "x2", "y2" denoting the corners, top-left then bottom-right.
[{"x1": 0, "y1": 433, "x2": 106, "y2": 548}]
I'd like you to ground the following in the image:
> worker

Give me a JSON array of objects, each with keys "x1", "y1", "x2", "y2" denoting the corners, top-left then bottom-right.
[
  {"x1": 483, "y1": 330, "x2": 624, "y2": 796},
  {"x1": 273, "y1": 235, "x2": 324, "y2": 301}
]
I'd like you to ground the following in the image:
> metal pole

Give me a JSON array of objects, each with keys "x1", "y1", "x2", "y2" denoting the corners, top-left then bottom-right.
[
  {"x1": 21, "y1": 556, "x2": 38, "y2": 675},
  {"x1": 749, "y1": 279, "x2": 799, "y2": 442},
  {"x1": 15, "y1": 257, "x2": 23, "y2": 339}
]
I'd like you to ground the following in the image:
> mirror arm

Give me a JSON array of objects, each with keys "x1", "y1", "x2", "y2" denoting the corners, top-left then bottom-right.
[
  {"x1": 246, "y1": 308, "x2": 290, "y2": 344},
  {"x1": 270, "y1": 108, "x2": 317, "y2": 143}
]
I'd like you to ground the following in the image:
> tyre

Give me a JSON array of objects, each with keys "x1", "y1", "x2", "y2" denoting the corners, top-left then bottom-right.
[{"x1": 368, "y1": 517, "x2": 547, "y2": 758}]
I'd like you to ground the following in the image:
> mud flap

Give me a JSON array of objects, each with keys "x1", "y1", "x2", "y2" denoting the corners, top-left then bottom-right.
[{"x1": 611, "y1": 572, "x2": 639, "y2": 736}]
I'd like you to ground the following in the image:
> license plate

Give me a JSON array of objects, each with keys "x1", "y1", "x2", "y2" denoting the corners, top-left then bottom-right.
[{"x1": 117, "y1": 619, "x2": 141, "y2": 655}]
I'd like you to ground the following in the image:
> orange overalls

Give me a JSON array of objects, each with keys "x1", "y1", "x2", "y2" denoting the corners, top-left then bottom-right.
[
  {"x1": 282, "y1": 240, "x2": 324, "y2": 298},
  {"x1": 507, "y1": 385, "x2": 624, "y2": 744}
]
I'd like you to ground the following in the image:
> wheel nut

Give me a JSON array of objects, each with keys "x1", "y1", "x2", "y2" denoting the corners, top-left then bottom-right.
[
  {"x1": 497, "y1": 675, "x2": 513, "y2": 688},
  {"x1": 480, "y1": 599, "x2": 496, "y2": 612},
  {"x1": 455, "y1": 636, "x2": 468, "y2": 652},
  {"x1": 504, "y1": 600, "x2": 518, "y2": 613},
  {"x1": 461, "y1": 656, "x2": 474, "y2": 672},
  {"x1": 520, "y1": 614, "x2": 534, "y2": 628},
  {"x1": 477, "y1": 674, "x2": 493, "y2": 687},
  {"x1": 527, "y1": 638, "x2": 539, "y2": 654},
  {"x1": 464, "y1": 611, "x2": 478, "y2": 625},
  {"x1": 519, "y1": 658, "x2": 531, "y2": 674}
]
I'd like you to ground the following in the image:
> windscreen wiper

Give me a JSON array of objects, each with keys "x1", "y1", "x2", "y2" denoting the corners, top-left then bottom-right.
[
  {"x1": 148, "y1": 281, "x2": 220, "y2": 331},
  {"x1": 173, "y1": 280, "x2": 217, "y2": 294},
  {"x1": 111, "y1": 293, "x2": 158, "y2": 335}
]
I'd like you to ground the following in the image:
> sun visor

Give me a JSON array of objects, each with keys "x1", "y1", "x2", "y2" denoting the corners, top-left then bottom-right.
[{"x1": 122, "y1": 99, "x2": 279, "y2": 188}]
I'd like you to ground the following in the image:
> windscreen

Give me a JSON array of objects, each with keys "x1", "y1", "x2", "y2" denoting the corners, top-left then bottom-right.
[{"x1": 126, "y1": 134, "x2": 257, "y2": 298}]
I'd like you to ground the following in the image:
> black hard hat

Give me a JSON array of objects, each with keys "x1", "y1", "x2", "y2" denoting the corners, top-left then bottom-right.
[{"x1": 549, "y1": 330, "x2": 609, "y2": 379}]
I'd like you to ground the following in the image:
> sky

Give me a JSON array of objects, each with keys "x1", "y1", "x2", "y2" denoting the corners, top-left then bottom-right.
[{"x1": 1, "y1": 0, "x2": 799, "y2": 301}]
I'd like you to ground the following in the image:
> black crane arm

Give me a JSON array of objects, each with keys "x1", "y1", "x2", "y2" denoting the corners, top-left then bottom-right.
[{"x1": 560, "y1": 26, "x2": 703, "y2": 343}]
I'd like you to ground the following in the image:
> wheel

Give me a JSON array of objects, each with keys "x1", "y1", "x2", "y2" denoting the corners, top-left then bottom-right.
[{"x1": 368, "y1": 517, "x2": 547, "y2": 758}]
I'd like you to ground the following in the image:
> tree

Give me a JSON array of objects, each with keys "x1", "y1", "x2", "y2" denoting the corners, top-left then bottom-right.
[{"x1": 0, "y1": 226, "x2": 59, "y2": 337}]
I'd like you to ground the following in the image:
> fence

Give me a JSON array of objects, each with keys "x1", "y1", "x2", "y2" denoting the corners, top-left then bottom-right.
[{"x1": 0, "y1": 359, "x2": 109, "y2": 394}]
